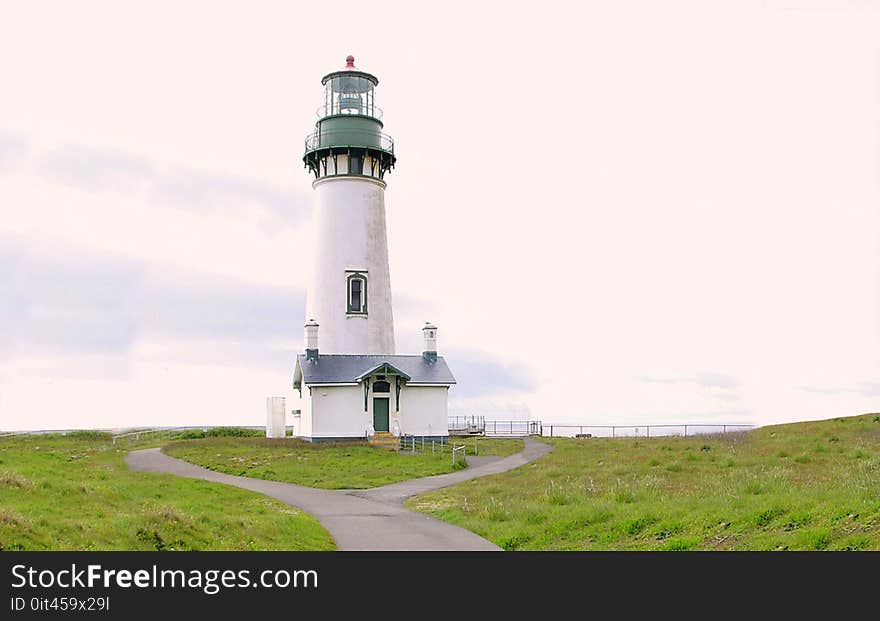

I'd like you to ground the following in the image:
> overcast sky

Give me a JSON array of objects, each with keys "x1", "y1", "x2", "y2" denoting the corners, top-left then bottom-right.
[{"x1": 1, "y1": 0, "x2": 878, "y2": 431}]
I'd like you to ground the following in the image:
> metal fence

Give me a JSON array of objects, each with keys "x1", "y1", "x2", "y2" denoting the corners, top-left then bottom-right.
[
  {"x1": 448, "y1": 416, "x2": 543, "y2": 437},
  {"x1": 447, "y1": 419, "x2": 753, "y2": 438},
  {"x1": 398, "y1": 434, "x2": 480, "y2": 463},
  {"x1": 541, "y1": 424, "x2": 754, "y2": 438}
]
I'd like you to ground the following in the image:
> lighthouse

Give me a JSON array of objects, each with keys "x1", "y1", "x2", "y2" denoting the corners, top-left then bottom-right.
[
  {"x1": 302, "y1": 55, "x2": 396, "y2": 355},
  {"x1": 291, "y1": 57, "x2": 456, "y2": 442}
]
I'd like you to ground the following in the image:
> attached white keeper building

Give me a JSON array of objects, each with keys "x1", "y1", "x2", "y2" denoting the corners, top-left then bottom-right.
[{"x1": 291, "y1": 337, "x2": 456, "y2": 442}]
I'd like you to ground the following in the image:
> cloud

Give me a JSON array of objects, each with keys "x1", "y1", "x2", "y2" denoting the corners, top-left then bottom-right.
[
  {"x1": 39, "y1": 144, "x2": 153, "y2": 193},
  {"x1": 36, "y1": 143, "x2": 310, "y2": 225},
  {"x1": 445, "y1": 347, "x2": 537, "y2": 398},
  {"x1": 0, "y1": 132, "x2": 27, "y2": 171},
  {"x1": 1, "y1": 234, "x2": 529, "y2": 400},
  {"x1": 802, "y1": 382, "x2": 880, "y2": 397},
  {"x1": 0, "y1": 234, "x2": 304, "y2": 362},
  {"x1": 694, "y1": 372, "x2": 740, "y2": 389},
  {"x1": 638, "y1": 371, "x2": 741, "y2": 389},
  {"x1": 0, "y1": 237, "x2": 142, "y2": 357},
  {"x1": 136, "y1": 271, "x2": 304, "y2": 343},
  {"x1": 151, "y1": 168, "x2": 301, "y2": 222},
  {"x1": 858, "y1": 383, "x2": 880, "y2": 396}
]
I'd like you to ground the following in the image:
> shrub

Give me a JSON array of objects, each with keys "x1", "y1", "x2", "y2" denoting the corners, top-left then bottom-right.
[
  {"x1": 65, "y1": 431, "x2": 112, "y2": 440},
  {"x1": 744, "y1": 479, "x2": 765, "y2": 495},
  {"x1": 543, "y1": 481, "x2": 572, "y2": 506},
  {"x1": 614, "y1": 488, "x2": 636, "y2": 504},
  {"x1": 622, "y1": 515, "x2": 657, "y2": 536},
  {"x1": 485, "y1": 498, "x2": 508, "y2": 522},
  {"x1": 783, "y1": 512, "x2": 812, "y2": 532},
  {"x1": 753, "y1": 507, "x2": 786, "y2": 527},
  {"x1": 833, "y1": 536, "x2": 871, "y2": 551},
  {"x1": 804, "y1": 529, "x2": 831, "y2": 550},
  {"x1": 663, "y1": 537, "x2": 700, "y2": 551},
  {"x1": 205, "y1": 427, "x2": 261, "y2": 438},
  {"x1": 499, "y1": 534, "x2": 532, "y2": 551}
]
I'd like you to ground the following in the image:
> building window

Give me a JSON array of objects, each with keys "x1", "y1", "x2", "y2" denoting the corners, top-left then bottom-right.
[
  {"x1": 373, "y1": 380, "x2": 390, "y2": 393},
  {"x1": 346, "y1": 271, "x2": 368, "y2": 314}
]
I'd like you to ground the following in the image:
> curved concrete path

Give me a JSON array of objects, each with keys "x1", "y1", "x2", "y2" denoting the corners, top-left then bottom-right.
[{"x1": 126, "y1": 438, "x2": 552, "y2": 551}]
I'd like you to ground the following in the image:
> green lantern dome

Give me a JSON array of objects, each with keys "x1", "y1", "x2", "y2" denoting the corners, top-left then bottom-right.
[{"x1": 304, "y1": 56, "x2": 396, "y2": 180}]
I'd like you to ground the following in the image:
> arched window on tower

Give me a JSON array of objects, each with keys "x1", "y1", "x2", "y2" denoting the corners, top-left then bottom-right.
[{"x1": 346, "y1": 271, "x2": 368, "y2": 315}]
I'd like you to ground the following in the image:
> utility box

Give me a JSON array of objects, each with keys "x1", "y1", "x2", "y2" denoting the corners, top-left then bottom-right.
[{"x1": 266, "y1": 397, "x2": 286, "y2": 438}]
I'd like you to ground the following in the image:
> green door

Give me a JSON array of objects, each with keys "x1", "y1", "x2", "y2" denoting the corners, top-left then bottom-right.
[{"x1": 373, "y1": 398, "x2": 389, "y2": 432}]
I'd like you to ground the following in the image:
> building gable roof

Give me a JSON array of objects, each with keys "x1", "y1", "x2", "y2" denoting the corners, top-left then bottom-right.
[{"x1": 293, "y1": 354, "x2": 456, "y2": 389}]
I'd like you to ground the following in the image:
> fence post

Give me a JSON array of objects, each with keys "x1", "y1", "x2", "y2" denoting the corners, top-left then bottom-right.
[
  {"x1": 612, "y1": 426, "x2": 615, "y2": 438},
  {"x1": 684, "y1": 425, "x2": 687, "y2": 437},
  {"x1": 474, "y1": 436, "x2": 477, "y2": 456},
  {"x1": 550, "y1": 425, "x2": 553, "y2": 437}
]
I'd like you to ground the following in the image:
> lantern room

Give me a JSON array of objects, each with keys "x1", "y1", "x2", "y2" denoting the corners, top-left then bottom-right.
[
  {"x1": 304, "y1": 55, "x2": 396, "y2": 181},
  {"x1": 319, "y1": 55, "x2": 380, "y2": 119}
]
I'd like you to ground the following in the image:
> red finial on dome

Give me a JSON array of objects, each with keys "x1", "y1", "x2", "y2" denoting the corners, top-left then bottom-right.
[{"x1": 345, "y1": 55, "x2": 355, "y2": 68}]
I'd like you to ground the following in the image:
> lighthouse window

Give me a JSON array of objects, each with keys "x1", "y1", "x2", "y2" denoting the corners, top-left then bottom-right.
[
  {"x1": 350, "y1": 279, "x2": 362, "y2": 311},
  {"x1": 350, "y1": 155, "x2": 363, "y2": 175},
  {"x1": 346, "y1": 272, "x2": 368, "y2": 315}
]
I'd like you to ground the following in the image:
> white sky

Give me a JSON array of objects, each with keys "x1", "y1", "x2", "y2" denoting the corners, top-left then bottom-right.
[{"x1": 1, "y1": 0, "x2": 878, "y2": 430}]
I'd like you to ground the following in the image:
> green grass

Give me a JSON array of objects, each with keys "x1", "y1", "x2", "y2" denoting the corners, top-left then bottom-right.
[
  {"x1": 0, "y1": 432, "x2": 334, "y2": 551},
  {"x1": 164, "y1": 437, "x2": 523, "y2": 489},
  {"x1": 405, "y1": 413, "x2": 880, "y2": 550}
]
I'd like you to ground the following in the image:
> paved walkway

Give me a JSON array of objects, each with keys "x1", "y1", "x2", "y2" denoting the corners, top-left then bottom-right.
[{"x1": 126, "y1": 438, "x2": 552, "y2": 551}]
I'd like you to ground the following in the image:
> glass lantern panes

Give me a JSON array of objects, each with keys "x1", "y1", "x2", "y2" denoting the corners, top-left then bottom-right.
[{"x1": 324, "y1": 75, "x2": 377, "y2": 118}]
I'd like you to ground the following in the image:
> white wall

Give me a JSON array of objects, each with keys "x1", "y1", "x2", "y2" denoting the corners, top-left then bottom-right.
[
  {"x1": 305, "y1": 176, "x2": 395, "y2": 355},
  {"x1": 310, "y1": 384, "x2": 370, "y2": 439},
  {"x1": 399, "y1": 386, "x2": 449, "y2": 437},
  {"x1": 294, "y1": 382, "x2": 450, "y2": 440},
  {"x1": 298, "y1": 390, "x2": 313, "y2": 439}
]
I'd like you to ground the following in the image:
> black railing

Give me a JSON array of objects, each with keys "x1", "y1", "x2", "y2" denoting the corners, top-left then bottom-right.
[{"x1": 304, "y1": 130, "x2": 394, "y2": 153}]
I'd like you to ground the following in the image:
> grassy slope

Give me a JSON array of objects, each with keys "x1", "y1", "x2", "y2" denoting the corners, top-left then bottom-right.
[
  {"x1": 406, "y1": 414, "x2": 880, "y2": 551},
  {"x1": 0, "y1": 433, "x2": 334, "y2": 551},
  {"x1": 163, "y1": 437, "x2": 523, "y2": 489}
]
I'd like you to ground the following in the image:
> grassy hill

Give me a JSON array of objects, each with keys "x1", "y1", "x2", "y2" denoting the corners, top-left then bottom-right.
[
  {"x1": 0, "y1": 432, "x2": 334, "y2": 551},
  {"x1": 406, "y1": 414, "x2": 880, "y2": 550}
]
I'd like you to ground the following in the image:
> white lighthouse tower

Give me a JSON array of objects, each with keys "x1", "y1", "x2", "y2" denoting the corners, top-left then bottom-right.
[
  {"x1": 303, "y1": 55, "x2": 396, "y2": 354},
  {"x1": 291, "y1": 57, "x2": 456, "y2": 443}
]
